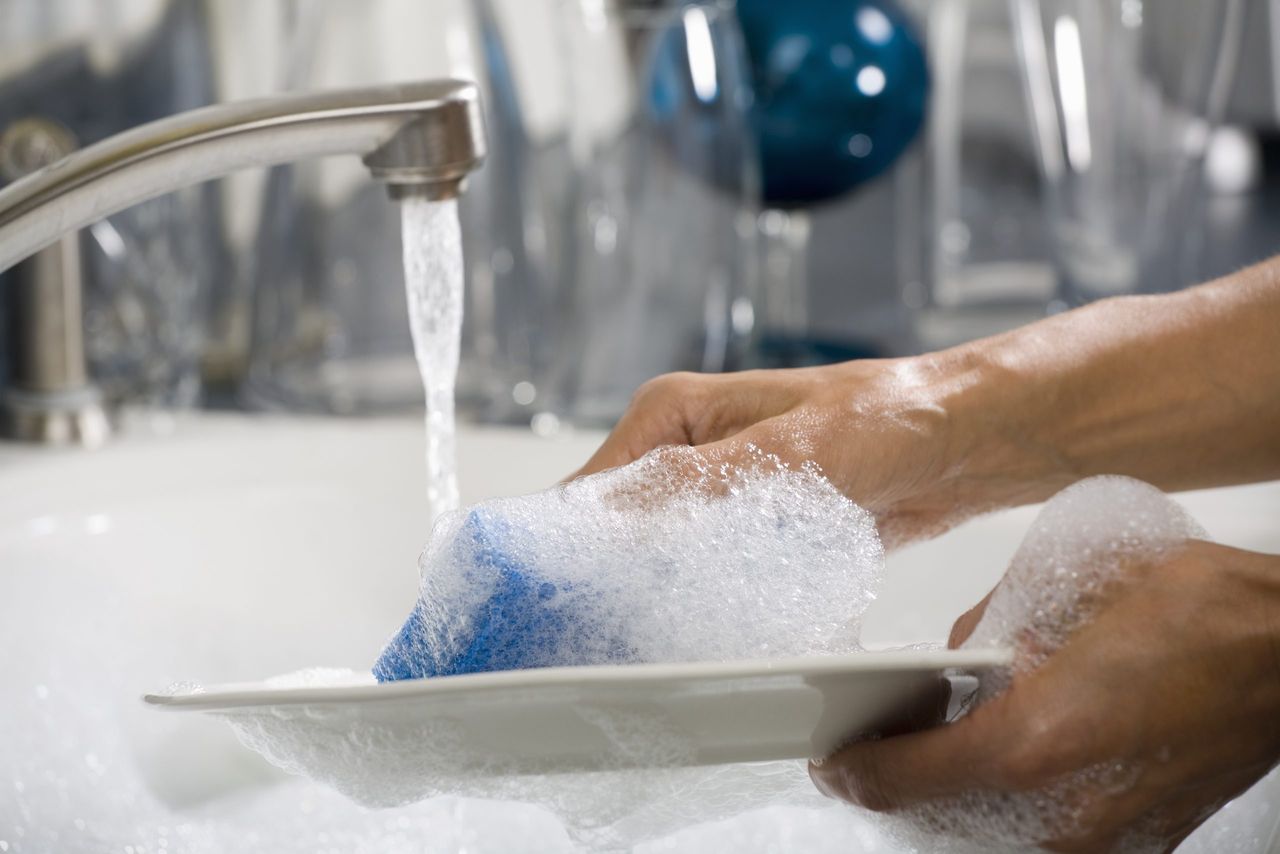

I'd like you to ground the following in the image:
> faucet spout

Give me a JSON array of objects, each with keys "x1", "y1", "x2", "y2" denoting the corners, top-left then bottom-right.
[{"x1": 0, "y1": 79, "x2": 487, "y2": 274}]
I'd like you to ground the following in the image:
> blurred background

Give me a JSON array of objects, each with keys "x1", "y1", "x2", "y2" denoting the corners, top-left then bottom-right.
[{"x1": 0, "y1": 0, "x2": 1272, "y2": 436}]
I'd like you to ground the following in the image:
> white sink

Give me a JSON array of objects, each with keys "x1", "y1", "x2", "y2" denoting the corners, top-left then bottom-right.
[{"x1": 1, "y1": 414, "x2": 1277, "y2": 853}]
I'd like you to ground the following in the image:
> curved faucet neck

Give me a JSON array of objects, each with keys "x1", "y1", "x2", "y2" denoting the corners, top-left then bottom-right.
[{"x1": 0, "y1": 79, "x2": 486, "y2": 275}]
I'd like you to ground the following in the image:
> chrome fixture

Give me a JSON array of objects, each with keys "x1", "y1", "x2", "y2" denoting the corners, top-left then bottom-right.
[
  {"x1": 0, "y1": 117, "x2": 109, "y2": 446},
  {"x1": 0, "y1": 79, "x2": 487, "y2": 442},
  {"x1": 0, "y1": 80, "x2": 486, "y2": 273}
]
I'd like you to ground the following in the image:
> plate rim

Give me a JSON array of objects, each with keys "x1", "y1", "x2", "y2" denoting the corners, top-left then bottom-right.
[{"x1": 144, "y1": 647, "x2": 1013, "y2": 712}]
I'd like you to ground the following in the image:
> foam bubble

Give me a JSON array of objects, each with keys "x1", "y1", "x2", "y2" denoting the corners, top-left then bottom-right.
[
  {"x1": 378, "y1": 444, "x2": 885, "y2": 679},
  {"x1": 964, "y1": 475, "x2": 1207, "y2": 700},
  {"x1": 217, "y1": 691, "x2": 833, "y2": 849}
]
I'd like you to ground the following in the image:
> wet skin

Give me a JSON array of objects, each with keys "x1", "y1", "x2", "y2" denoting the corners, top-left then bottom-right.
[{"x1": 575, "y1": 258, "x2": 1280, "y2": 849}]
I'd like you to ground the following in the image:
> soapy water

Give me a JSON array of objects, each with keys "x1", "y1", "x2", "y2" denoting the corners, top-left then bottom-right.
[
  {"x1": 218, "y1": 472, "x2": 1278, "y2": 852},
  {"x1": 221, "y1": 703, "x2": 829, "y2": 851},
  {"x1": 4, "y1": 471, "x2": 1279, "y2": 851},
  {"x1": 216, "y1": 446, "x2": 885, "y2": 848},
  {"x1": 200, "y1": 470, "x2": 1276, "y2": 852},
  {"x1": 401, "y1": 196, "x2": 464, "y2": 523}
]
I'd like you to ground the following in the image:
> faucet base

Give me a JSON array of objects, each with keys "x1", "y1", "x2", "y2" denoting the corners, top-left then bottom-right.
[{"x1": 4, "y1": 387, "x2": 110, "y2": 448}]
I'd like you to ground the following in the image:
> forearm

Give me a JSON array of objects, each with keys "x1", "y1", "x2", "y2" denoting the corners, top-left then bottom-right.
[{"x1": 935, "y1": 258, "x2": 1280, "y2": 508}]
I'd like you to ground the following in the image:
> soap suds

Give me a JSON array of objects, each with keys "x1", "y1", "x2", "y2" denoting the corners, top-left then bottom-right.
[
  {"x1": 8, "y1": 474, "x2": 1276, "y2": 852},
  {"x1": 220, "y1": 447, "x2": 885, "y2": 847},
  {"x1": 376, "y1": 444, "x2": 885, "y2": 680}
]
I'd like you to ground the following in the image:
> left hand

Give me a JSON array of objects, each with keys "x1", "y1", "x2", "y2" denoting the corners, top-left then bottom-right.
[
  {"x1": 569, "y1": 358, "x2": 1017, "y2": 549},
  {"x1": 808, "y1": 541, "x2": 1280, "y2": 853}
]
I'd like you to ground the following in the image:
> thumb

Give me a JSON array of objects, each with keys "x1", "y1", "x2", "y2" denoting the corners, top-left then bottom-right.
[{"x1": 948, "y1": 588, "x2": 996, "y2": 649}]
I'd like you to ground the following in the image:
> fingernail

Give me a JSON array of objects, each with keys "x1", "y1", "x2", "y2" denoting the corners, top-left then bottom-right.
[{"x1": 808, "y1": 760, "x2": 839, "y2": 800}]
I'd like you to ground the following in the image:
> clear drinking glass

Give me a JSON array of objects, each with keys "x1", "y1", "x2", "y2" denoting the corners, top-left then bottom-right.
[
  {"x1": 1011, "y1": 0, "x2": 1244, "y2": 305},
  {"x1": 543, "y1": 0, "x2": 759, "y2": 427},
  {"x1": 0, "y1": 0, "x2": 225, "y2": 411},
  {"x1": 905, "y1": 0, "x2": 1057, "y2": 352},
  {"x1": 449, "y1": 0, "x2": 577, "y2": 425}
]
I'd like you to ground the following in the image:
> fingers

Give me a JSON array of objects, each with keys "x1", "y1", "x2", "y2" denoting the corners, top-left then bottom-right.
[
  {"x1": 567, "y1": 377, "x2": 700, "y2": 481},
  {"x1": 567, "y1": 412, "x2": 678, "y2": 482},
  {"x1": 948, "y1": 588, "x2": 996, "y2": 649},
  {"x1": 567, "y1": 370, "x2": 802, "y2": 482},
  {"x1": 809, "y1": 703, "x2": 1002, "y2": 811},
  {"x1": 809, "y1": 656, "x2": 1101, "y2": 814}
]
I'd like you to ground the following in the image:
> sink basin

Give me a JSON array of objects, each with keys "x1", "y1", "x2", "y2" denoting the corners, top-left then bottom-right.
[{"x1": 1, "y1": 413, "x2": 1277, "y2": 852}]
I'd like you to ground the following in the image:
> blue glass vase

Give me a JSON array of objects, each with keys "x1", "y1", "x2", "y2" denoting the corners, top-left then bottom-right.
[{"x1": 735, "y1": 0, "x2": 929, "y2": 207}]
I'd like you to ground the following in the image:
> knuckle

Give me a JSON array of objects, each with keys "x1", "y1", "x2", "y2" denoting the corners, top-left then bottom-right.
[
  {"x1": 634, "y1": 372, "x2": 699, "y2": 404},
  {"x1": 988, "y1": 714, "x2": 1068, "y2": 791},
  {"x1": 1161, "y1": 540, "x2": 1231, "y2": 583},
  {"x1": 1177, "y1": 538, "x2": 1220, "y2": 561},
  {"x1": 991, "y1": 712, "x2": 1096, "y2": 794},
  {"x1": 992, "y1": 743, "x2": 1053, "y2": 791}
]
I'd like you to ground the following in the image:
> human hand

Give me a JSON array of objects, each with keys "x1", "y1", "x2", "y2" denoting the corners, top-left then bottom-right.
[
  {"x1": 571, "y1": 356, "x2": 1029, "y2": 548},
  {"x1": 574, "y1": 272, "x2": 1280, "y2": 550},
  {"x1": 809, "y1": 540, "x2": 1280, "y2": 852}
]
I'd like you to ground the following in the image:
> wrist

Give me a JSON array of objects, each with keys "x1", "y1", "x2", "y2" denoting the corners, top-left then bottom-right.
[{"x1": 916, "y1": 332, "x2": 1079, "y2": 513}]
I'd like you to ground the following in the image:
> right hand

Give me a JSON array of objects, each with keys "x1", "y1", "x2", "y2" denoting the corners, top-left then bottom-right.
[
  {"x1": 570, "y1": 357, "x2": 1001, "y2": 549},
  {"x1": 811, "y1": 540, "x2": 1280, "y2": 852}
]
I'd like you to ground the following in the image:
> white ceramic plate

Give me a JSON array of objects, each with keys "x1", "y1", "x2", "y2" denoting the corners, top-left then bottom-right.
[{"x1": 145, "y1": 649, "x2": 1011, "y2": 780}]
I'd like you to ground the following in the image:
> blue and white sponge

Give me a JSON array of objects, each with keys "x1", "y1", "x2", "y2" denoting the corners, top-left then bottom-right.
[
  {"x1": 374, "y1": 508, "x2": 629, "y2": 680},
  {"x1": 374, "y1": 446, "x2": 885, "y2": 682}
]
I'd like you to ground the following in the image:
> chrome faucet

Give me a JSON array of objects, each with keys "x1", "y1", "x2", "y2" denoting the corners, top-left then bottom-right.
[
  {"x1": 1, "y1": 117, "x2": 109, "y2": 446},
  {"x1": 0, "y1": 79, "x2": 487, "y2": 445}
]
